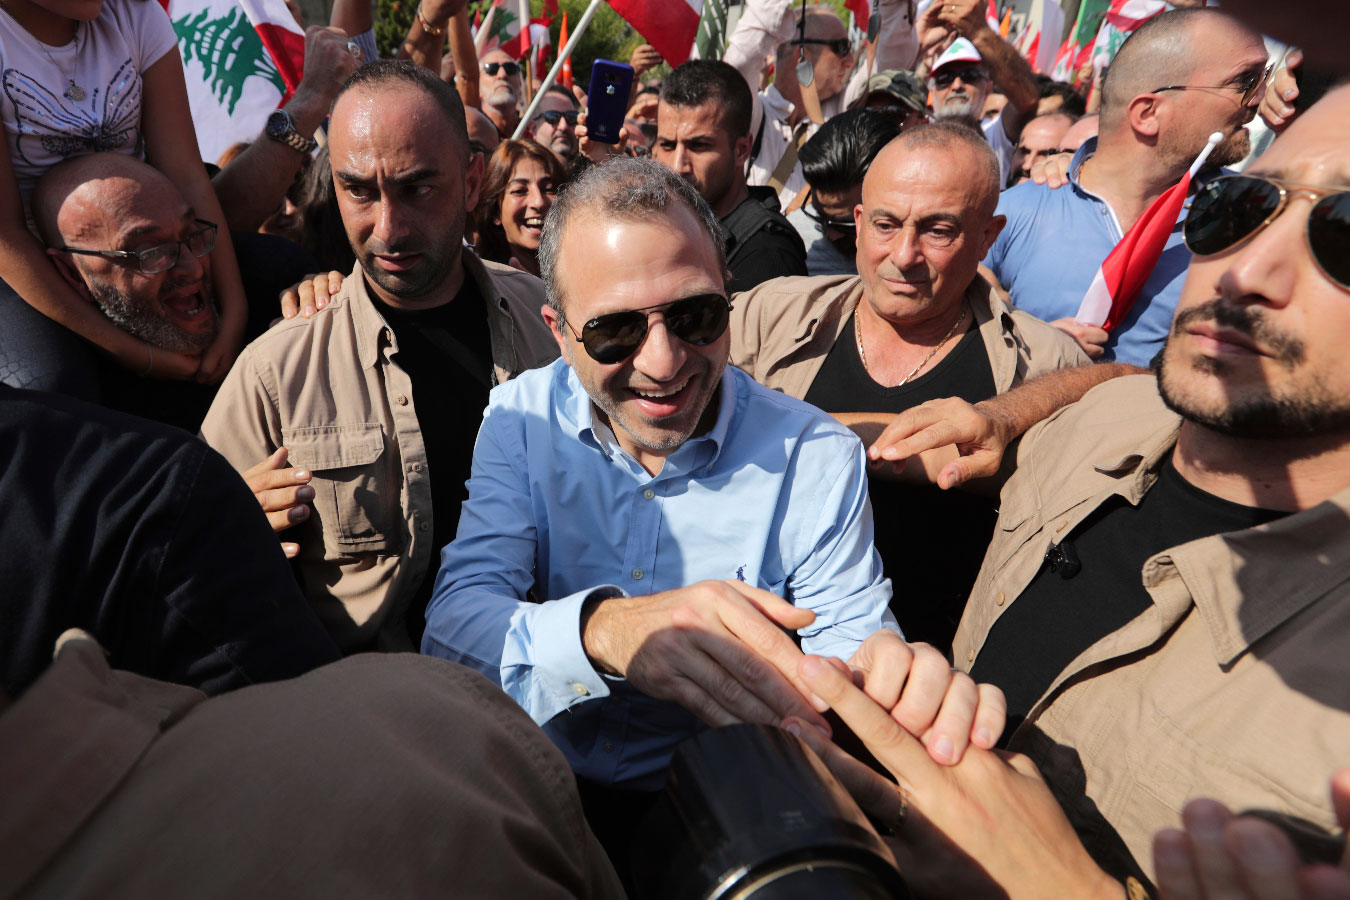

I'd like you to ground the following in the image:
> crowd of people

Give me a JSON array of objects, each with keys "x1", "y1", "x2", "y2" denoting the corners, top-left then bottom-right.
[{"x1": 2, "y1": 0, "x2": 1349, "y2": 896}]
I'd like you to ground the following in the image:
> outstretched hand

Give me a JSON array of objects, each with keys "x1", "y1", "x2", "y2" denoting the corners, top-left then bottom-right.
[{"x1": 866, "y1": 396, "x2": 1017, "y2": 490}]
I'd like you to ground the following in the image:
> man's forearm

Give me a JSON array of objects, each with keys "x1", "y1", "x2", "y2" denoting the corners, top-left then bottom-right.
[
  {"x1": 968, "y1": 25, "x2": 1038, "y2": 121},
  {"x1": 211, "y1": 90, "x2": 325, "y2": 232},
  {"x1": 978, "y1": 363, "x2": 1146, "y2": 444},
  {"x1": 448, "y1": 9, "x2": 479, "y2": 103},
  {"x1": 399, "y1": 9, "x2": 447, "y2": 71}
]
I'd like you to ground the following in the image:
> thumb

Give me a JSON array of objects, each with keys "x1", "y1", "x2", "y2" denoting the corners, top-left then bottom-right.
[
  {"x1": 937, "y1": 453, "x2": 985, "y2": 489},
  {"x1": 1330, "y1": 769, "x2": 1350, "y2": 831}
]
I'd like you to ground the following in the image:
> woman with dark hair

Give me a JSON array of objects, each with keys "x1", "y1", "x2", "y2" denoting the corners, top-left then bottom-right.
[{"x1": 472, "y1": 138, "x2": 565, "y2": 278}]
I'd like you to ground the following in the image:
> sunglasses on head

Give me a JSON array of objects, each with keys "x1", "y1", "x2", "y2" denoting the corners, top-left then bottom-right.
[
  {"x1": 789, "y1": 37, "x2": 853, "y2": 57},
  {"x1": 564, "y1": 293, "x2": 733, "y2": 364},
  {"x1": 932, "y1": 67, "x2": 988, "y2": 88},
  {"x1": 536, "y1": 109, "x2": 579, "y2": 126},
  {"x1": 482, "y1": 61, "x2": 520, "y2": 76},
  {"x1": 1184, "y1": 174, "x2": 1350, "y2": 289}
]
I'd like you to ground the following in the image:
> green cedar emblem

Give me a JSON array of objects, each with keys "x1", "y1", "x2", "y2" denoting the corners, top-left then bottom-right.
[{"x1": 173, "y1": 6, "x2": 285, "y2": 115}]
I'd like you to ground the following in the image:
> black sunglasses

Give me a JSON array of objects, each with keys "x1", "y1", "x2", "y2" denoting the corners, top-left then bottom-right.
[
  {"x1": 801, "y1": 190, "x2": 856, "y2": 233},
  {"x1": 789, "y1": 37, "x2": 853, "y2": 57},
  {"x1": 932, "y1": 67, "x2": 988, "y2": 88},
  {"x1": 1184, "y1": 174, "x2": 1350, "y2": 289},
  {"x1": 536, "y1": 109, "x2": 579, "y2": 126},
  {"x1": 564, "y1": 293, "x2": 733, "y2": 364},
  {"x1": 482, "y1": 61, "x2": 520, "y2": 76}
]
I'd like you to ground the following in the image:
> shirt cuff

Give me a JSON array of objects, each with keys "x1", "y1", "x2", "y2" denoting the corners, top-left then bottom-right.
[{"x1": 512, "y1": 584, "x2": 626, "y2": 721}]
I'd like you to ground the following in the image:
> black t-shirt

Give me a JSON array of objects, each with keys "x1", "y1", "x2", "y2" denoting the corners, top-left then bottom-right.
[
  {"x1": 970, "y1": 455, "x2": 1287, "y2": 738},
  {"x1": 803, "y1": 313, "x2": 998, "y2": 655},
  {"x1": 370, "y1": 278, "x2": 493, "y2": 645},
  {"x1": 721, "y1": 188, "x2": 807, "y2": 295}
]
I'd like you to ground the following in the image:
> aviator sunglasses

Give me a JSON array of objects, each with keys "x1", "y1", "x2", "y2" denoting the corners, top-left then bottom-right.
[
  {"x1": 482, "y1": 61, "x2": 520, "y2": 76},
  {"x1": 1183, "y1": 174, "x2": 1350, "y2": 289},
  {"x1": 564, "y1": 293, "x2": 733, "y2": 364}
]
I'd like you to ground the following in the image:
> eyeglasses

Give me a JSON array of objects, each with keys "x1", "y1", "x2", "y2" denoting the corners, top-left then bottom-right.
[
  {"x1": 535, "y1": 109, "x2": 578, "y2": 127},
  {"x1": 932, "y1": 67, "x2": 988, "y2": 88},
  {"x1": 59, "y1": 219, "x2": 218, "y2": 275},
  {"x1": 789, "y1": 37, "x2": 853, "y2": 57},
  {"x1": 1153, "y1": 62, "x2": 1272, "y2": 108},
  {"x1": 563, "y1": 293, "x2": 733, "y2": 364},
  {"x1": 801, "y1": 190, "x2": 857, "y2": 233},
  {"x1": 1183, "y1": 174, "x2": 1350, "y2": 289},
  {"x1": 482, "y1": 61, "x2": 520, "y2": 77}
]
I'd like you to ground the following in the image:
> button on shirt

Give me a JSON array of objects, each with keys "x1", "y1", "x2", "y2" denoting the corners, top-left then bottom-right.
[
  {"x1": 422, "y1": 361, "x2": 896, "y2": 789},
  {"x1": 983, "y1": 139, "x2": 1195, "y2": 366}
]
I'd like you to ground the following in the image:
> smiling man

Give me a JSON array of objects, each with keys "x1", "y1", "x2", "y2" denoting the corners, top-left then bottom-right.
[
  {"x1": 203, "y1": 61, "x2": 556, "y2": 654},
  {"x1": 421, "y1": 157, "x2": 1008, "y2": 869},
  {"x1": 31, "y1": 154, "x2": 222, "y2": 432}
]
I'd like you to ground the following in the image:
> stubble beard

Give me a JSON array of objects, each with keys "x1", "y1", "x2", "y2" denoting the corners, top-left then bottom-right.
[{"x1": 87, "y1": 278, "x2": 219, "y2": 353}]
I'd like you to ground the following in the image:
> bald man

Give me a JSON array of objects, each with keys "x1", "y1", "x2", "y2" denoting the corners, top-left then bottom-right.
[
  {"x1": 731, "y1": 121, "x2": 1094, "y2": 654},
  {"x1": 983, "y1": 8, "x2": 1269, "y2": 365},
  {"x1": 31, "y1": 154, "x2": 223, "y2": 431}
]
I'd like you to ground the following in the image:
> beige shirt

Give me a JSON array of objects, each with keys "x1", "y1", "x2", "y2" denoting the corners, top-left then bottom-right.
[
  {"x1": 956, "y1": 375, "x2": 1350, "y2": 882},
  {"x1": 729, "y1": 274, "x2": 1090, "y2": 398},
  {"x1": 202, "y1": 253, "x2": 557, "y2": 653}
]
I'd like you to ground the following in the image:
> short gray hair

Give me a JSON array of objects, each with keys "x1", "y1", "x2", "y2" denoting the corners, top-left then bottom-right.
[{"x1": 537, "y1": 156, "x2": 726, "y2": 321}]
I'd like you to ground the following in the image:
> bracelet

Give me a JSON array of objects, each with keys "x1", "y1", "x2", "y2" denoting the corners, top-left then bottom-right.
[
  {"x1": 140, "y1": 340, "x2": 154, "y2": 377},
  {"x1": 416, "y1": 5, "x2": 444, "y2": 35}
]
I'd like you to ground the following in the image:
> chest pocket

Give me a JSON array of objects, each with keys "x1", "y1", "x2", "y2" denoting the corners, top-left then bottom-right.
[{"x1": 283, "y1": 423, "x2": 396, "y2": 552}]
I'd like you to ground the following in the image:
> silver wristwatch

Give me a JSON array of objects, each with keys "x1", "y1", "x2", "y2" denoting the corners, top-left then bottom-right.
[{"x1": 265, "y1": 108, "x2": 318, "y2": 154}]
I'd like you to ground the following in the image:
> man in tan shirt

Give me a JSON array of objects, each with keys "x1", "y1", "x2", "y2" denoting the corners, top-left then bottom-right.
[
  {"x1": 203, "y1": 61, "x2": 556, "y2": 654},
  {"x1": 731, "y1": 121, "x2": 1091, "y2": 651},
  {"x1": 780, "y1": 85, "x2": 1350, "y2": 899}
]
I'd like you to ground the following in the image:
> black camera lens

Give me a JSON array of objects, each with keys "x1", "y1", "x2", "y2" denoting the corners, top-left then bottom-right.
[{"x1": 632, "y1": 724, "x2": 909, "y2": 900}]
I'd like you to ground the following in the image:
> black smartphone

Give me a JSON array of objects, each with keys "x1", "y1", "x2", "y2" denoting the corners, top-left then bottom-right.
[{"x1": 586, "y1": 58, "x2": 635, "y2": 145}]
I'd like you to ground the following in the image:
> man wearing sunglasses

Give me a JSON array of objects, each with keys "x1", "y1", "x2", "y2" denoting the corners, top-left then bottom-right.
[
  {"x1": 919, "y1": 0, "x2": 1040, "y2": 189},
  {"x1": 983, "y1": 9, "x2": 1269, "y2": 366},
  {"x1": 527, "y1": 86, "x2": 581, "y2": 166},
  {"x1": 479, "y1": 48, "x2": 524, "y2": 137},
  {"x1": 29, "y1": 154, "x2": 223, "y2": 432},
  {"x1": 423, "y1": 159, "x2": 1005, "y2": 863}
]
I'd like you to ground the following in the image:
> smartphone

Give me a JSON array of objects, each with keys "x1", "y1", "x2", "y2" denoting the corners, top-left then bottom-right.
[{"x1": 586, "y1": 59, "x2": 635, "y2": 145}]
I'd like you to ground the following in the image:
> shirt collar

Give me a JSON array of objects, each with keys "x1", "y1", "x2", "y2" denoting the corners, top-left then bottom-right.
[
  {"x1": 1066, "y1": 136, "x2": 1097, "y2": 191},
  {"x1": 348, "y1": 262, "x2": 392, "y2": 371}
]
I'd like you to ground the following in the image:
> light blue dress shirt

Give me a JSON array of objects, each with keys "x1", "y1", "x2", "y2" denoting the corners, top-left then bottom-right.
[
  {"x1": 422, "y1": 360, "x2": 896, "y2": 789},
  {"x1": 983, "y1": 138, "x2": 1196, "y2": 367}
]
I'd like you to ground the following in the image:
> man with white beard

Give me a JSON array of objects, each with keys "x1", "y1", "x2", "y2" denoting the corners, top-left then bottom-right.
[{"x1": 479, "y1": 48, "x2": 523, "y2": 137}]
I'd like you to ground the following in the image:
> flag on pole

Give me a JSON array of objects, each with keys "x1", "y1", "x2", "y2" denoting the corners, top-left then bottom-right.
[
  {"x1": 1050, "y1": 0, "x2": 1108, "y2": 84},
  {"x1": 843, "y1": 0, "x2": 868, "y2": 35},
  {"x1": 234, "y1": 0, "x2": 304, "y2": 93},
  {"x1": 605, "y1": 0, "x2": 703, "y2": 68},
  {"x1": 160, "y1": 0, "x2": 299, "y2": 162},
  {"x1": 695, "y1": 0, "x2": 728, "y2": 60},
  {"x1": 474, "y1": 0, "x2": 522, "y2": 56},
  {"x1": 1091, "y1": 0, "x2": 1165, "y2": 76},
  {"x1": 558, "y1": 9, "x2": 573, "y2": 87},
  {"x1": 1075, "y1": 132, "x2": 1222, "y2": 332}
]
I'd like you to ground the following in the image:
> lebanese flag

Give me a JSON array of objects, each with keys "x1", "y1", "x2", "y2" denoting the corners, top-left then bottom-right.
[
  {"x1": 558, "y1": 10, "x2": 573, "y2": 88},
  {"x1": 844, "y1": 0, "x2": 868, "y2": 34},
  {"x1": 606, "y1": 0, "x2": 703, "y2": 68},
  {"x1": 1076, "y1": 133, "x2": 1223, "y2": 332},
  {"x1": 235, "y1": 0, "x2": 305, "y2": 93},
  {"x1": 1103, "y1": 0, "x2": 1166, "y2": 31},
  {"x1": 159, "y1": 0, "x2": 303, "y2": 161}
]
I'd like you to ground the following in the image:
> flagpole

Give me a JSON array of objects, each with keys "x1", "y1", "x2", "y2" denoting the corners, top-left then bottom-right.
[
  {"x1": 512, "y1": 0, "x2": 604, "y2": 139},
  {"x1": 475, "y1": 4, "x2": 498, "y2": 52}
]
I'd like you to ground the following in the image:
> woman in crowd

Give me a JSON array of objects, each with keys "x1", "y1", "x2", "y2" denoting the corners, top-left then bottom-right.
[
  {"x1": 472, "y1": 139, "x2": 564, "y2": 279},
  {"x1": 0, "y1": 0, "x2": 247, "y2": 389}
]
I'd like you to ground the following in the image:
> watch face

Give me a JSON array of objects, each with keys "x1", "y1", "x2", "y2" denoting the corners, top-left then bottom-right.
[{"x1": 266, "y1": 109, "x2": 291, "y2": 138}]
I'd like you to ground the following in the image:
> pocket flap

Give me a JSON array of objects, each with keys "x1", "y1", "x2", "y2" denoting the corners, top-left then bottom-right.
[{"x1": 282, "y1": 423, "x2": 384, "y2": 470}]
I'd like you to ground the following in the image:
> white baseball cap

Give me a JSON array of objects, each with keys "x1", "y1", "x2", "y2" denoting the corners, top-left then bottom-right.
[{"x1": 932, "y1": 37, "x2": 984, "y2": 73}]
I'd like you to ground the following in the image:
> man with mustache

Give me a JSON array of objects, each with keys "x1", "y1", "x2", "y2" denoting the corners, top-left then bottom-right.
[
  {"x1": 982, "y1": 8, "x2": 1269, "y2": 366},
  {"x1": 31, "y1": 154, "x2": 224, "y2": 433},
  {"x1": 840, "y1": 84, "x2": 1350, "y2": 897},
  {"x1": 479, "y1": 48, "x2": 523, "y2": 137},
  {"x1": 203, "y1": 61, "x2": 556, "y2": 654}
]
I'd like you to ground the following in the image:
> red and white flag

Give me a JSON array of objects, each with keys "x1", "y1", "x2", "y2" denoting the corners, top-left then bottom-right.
[
  {"x1": 1075, "y1": 132, "x2": 1223, "y2": 332},
  {"x1": 606, "y1": 0, "x2": 703, "y2": 68},
  {"x1": 159, "y1": 0, "x2": 305, "y2": 162}
]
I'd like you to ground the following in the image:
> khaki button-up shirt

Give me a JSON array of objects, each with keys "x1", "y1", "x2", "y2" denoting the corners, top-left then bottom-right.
[
  {"x1": 957, "y1": 375, "x2": 1350, "y2": 883},
  {"x1": 729, "y1": 274, "x2": 1090, "y2": 398},
  {"x1": 202, "y1": 253, "x2": 557, "y2": 653}
]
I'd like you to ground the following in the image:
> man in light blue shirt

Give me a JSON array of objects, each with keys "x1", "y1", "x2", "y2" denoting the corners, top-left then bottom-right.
[
  {"x1": 421, "y1": 158, "x2": 907, "y2": 793},
  {"x1": 982, "y1": 8, "x2": 1268, "y2": 367}
]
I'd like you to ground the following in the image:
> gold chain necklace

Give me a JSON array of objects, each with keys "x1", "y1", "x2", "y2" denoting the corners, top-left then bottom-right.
[{"x1": 855, "y1": 304, "x2": 967, "y2": 387}]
